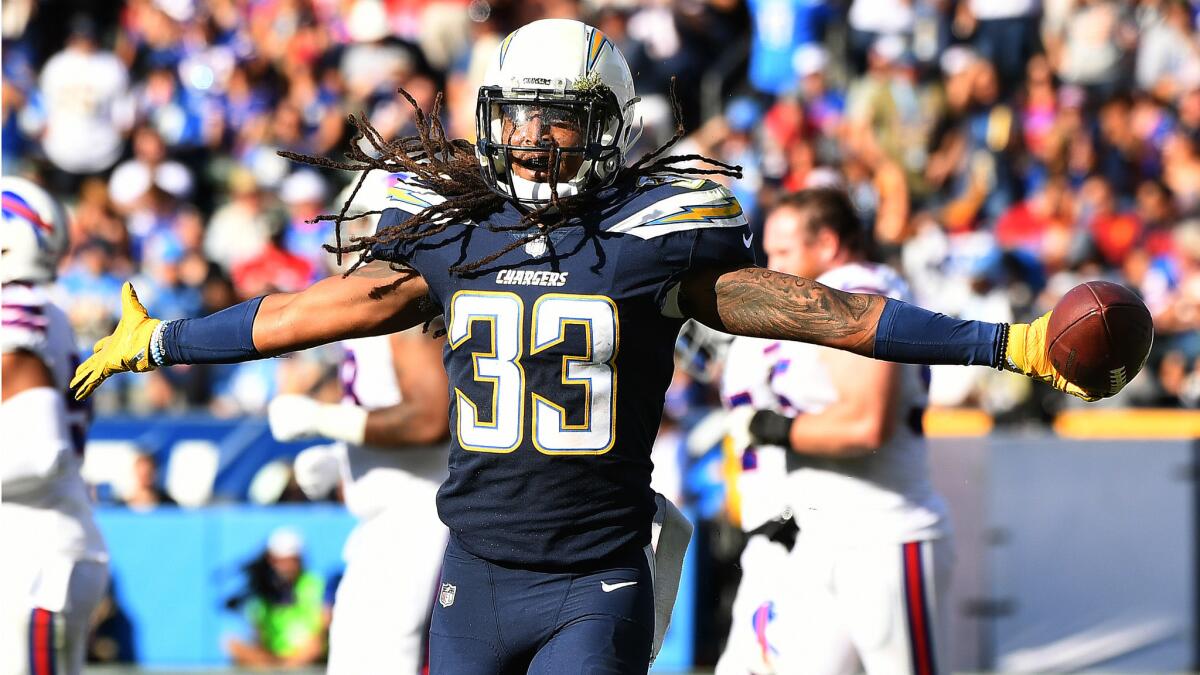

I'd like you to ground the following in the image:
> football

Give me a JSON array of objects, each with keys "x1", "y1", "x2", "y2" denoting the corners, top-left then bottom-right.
[{"x1": 1046, "y1": 281, "x2": 1154, "y2": 397}]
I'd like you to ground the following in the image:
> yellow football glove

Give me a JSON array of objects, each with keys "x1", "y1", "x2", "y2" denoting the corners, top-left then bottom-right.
[
  {"x1": 71, "y1": 282, "x2": 161, "y2": 400},
  {"x1": 1004, "y1": 311, "x2": 1101, "y2": 402}
]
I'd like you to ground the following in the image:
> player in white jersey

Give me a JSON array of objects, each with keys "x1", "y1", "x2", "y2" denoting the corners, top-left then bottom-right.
[
  {"x1": 724, "y1": 189, "x2": 951, "y2": 675},
  {"x1": 1, "y1": 177, "x2": 109, "y2": 675},
  {"x1": 268, "y1": 321, "x2": 450, "y2": 674},
  {"x1": 713, "y1": 333, "x2": 798, "y2": 675}
]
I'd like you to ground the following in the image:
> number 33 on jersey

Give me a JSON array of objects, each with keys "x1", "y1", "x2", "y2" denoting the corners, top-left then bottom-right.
[
  {"x1": 449, "y1": 291, "x2": 618, "y2": 455},
  {"x1": 372, "y1": 173, "x2": 753, "y2": 568}
]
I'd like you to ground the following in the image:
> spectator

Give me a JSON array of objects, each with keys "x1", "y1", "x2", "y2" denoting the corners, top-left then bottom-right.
[
  {"x1": 231, "y1": 226, "x2": 316, "y2": 298},
  {"x1": 122, "y1": 183, "x2": 202, "y2": 265},
  {"x1": 1135, "y1": 178, "x2": 1177, "y2": 258},
  {"x1": 133, "y1": 235, "x2": 205, "y2": 322},
  {"x1": 339, "y1": 9, "x2": 419, "y2": 107},
  {"x1": 71, "y1": 178, "x2": 132, "y2": 264},
  {"x1": 1077, "y1": 175, "x2": 1141, "y2": 267},
  {"x1": 845, "y1": 35, "x2": 945, "y2": 200},
  {"x1": 108, "y1": 126, "x2": 194, "y2": 212},
  {"x1": 35, "y1": 15, "x2": 132, "y2": 188},
  {"x1": 59, "y1": 240, "x2": 126, "y2": 348},
  {"x1": 744, "y1": 0, "x2": 830, "y2": 96},
  {"x1": 213, "y1": 64, "x2": 273, "y2": 153},
  {"x1": 995, "y1": 175, "x2": 1075, "y2": 264},
  {"x1": 795, "y1": 45, "x2": 844, "y2": 145},
  {"x1": 1135, "y1": 0, "x2": 1200, "y2": 100},
  {"x1": 961, "y1": 0, "x2": 1041, "y2": 88},
  {"x1": 119, "y1": 452, "x2": 176, "y2": 510},
  {"x1": 1095, "y1": 95, "x2": 1141, "y2": 196},
  {"x1": 204, "y1": 168, "x2": 280, "y2": 273},
  {"x1": 279, "y1": 170, "x2": 333, "y2": 280},
  {"x1": 846, "y1": 0, "x2": 915, "y2": 74},
  {"x1": 928, "y1": 59, "x2": 1019, "y2": 230},
  {"x1": 1050, "y1": 0, "x2": 1136, "y2": 102},
  {"x1": 1143, "y1": 221, "x2": 1200, "y2": 405},
  {"x1": 281, "y1": 63, "x2": 344, "y2": 157},
  {"x1": 1173, "y1": 87, "x2": 1200, "y2": 139},
  {"x1": 226, "y1": 528, "x2": 329, "y2": 668},
  {"x1": 130, "y1": 66, "x2": 208, "y2": 153},
  {"x1": 1, "y1": 43, "x2": 35, "y2": 174},
  {"x1": 1162, "y1": 130, "x2": 1200, "y2": 213}
]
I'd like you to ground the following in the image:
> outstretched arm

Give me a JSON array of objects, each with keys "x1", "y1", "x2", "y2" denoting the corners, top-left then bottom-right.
[
  {"x1": 73, "y1": 262, "x2": 435, "y2": 399},
  {"x1": 679, "y1": 265, "x2": 885, "y2": 355},
  {"x1": 679, "y1": 264, "x2": 1099, "y2": 399},
  {"x1": 253, "y1": 262, "x2": 434, "y2": 356}
]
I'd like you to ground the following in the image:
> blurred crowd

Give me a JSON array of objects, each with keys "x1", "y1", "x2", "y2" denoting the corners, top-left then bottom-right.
[{"x1": 4, "y1": 0, "x2": 1200, "y2": 418}]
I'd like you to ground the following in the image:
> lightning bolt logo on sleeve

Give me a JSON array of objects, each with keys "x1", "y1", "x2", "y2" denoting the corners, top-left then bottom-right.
[
  {"x1": 385, "y1": 173, "x2": 446, "y2": 215},
  {"x1": 608, "y1": 186, "x2": 747, "y2": 240}
]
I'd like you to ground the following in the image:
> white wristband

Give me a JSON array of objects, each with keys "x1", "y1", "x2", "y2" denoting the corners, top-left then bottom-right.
[{"x1": 314, "y1": 403, "x2": 369, "y2": 446}]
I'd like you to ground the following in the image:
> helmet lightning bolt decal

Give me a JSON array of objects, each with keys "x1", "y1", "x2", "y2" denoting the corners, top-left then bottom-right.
[
  {"x1": 499, "y1": 30, "x2": 517, "y2": 68},
  {"x1": 586, "y1": 28, "x2": 611, "y2": 74}
]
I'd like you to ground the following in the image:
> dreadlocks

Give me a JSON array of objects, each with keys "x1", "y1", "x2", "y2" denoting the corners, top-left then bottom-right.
[{"x1": 279, "y1": 81, "x2": 742, "y2": 277}]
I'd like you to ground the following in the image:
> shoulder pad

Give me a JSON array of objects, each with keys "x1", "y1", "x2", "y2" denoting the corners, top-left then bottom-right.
[
  {"x1": 383, "y1": 172, "x2": 448, "y2": 215},
  {"x1": 606, "y1": 176, "x2": 747, "y2": 240}
]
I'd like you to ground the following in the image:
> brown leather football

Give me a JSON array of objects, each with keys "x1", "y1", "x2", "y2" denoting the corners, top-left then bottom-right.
[{"x1": 1046, "y1": 281, "x2": 1154, "y2": 397}]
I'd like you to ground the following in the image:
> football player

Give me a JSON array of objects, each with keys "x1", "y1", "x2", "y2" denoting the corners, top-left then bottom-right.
[
  {"x1": 713, "y1": 334, "x2": 796, "y2": 675},
  {"x1": 2, "y1": 177, "x2": 109, "y2": 675},
  {"x1": 72, "y1": 19, "x2": 1104, "y2": 674},
  {"x1": 724, "y1": 189, "x2": 951, "y2": 674},
  {"x1": 267, "y1": 320, "x2": 450, "y2": 675}
]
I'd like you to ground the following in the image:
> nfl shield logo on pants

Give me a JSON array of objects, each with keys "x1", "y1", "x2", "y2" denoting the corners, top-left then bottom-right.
[{"x1": 439, "y1": 583, "x2": 457, "y2": 608}]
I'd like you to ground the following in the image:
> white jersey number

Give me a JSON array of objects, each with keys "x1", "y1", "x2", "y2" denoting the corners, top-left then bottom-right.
[{"x1": 448, "y1": 291, "x2": 618, "y2": 455}]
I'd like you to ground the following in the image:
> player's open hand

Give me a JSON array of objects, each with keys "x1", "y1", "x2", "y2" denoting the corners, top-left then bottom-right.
[
  {"x1": 71, "y1": 282, "x2": 161, "y2": 400},
  {"x1": 1004, "y1": 311, "x2": 1102, "y2": 402}
]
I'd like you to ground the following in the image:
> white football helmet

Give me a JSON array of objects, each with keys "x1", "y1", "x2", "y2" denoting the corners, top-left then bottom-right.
[
  {"x1": 476, "y1": 19, "x2": 643, "y2": 205},
  {"x1": 1, "y1": 177, "x2": 69, "y2": 284}
]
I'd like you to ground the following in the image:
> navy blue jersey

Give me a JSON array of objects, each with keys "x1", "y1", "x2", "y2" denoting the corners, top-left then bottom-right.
[{"x1": 373, "y1": 173, "x2": 753, "y2": 570}]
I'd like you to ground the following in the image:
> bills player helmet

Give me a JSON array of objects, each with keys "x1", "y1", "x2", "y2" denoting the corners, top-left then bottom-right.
[
  {"x1": 1, "y1": 177, "x2": 69, "y2": 284},
  {"x1": 476, "y1": 19, "x2": 643, "y2": 205}
]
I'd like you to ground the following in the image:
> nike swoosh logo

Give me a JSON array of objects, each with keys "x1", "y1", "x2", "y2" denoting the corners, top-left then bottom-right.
[
  {"x1": 601, "y1": 581, "x2": 638, "y2": 592},
  {"x1": 743, "y1": 232, "x2": 754, "y2": 248}
]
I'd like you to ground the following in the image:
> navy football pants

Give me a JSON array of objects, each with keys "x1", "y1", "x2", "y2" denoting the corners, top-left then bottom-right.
[{"x1": 430, "y1": 535, "x2": 654, "y2": 674}]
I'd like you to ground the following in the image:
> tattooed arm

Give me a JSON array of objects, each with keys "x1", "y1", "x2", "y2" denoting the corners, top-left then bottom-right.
[
  {"x1": 678, "y1": 264, "x2": 887, "y2": 356},
  {"x1": 679, "y1": 263, "x2": 1108, "y2": 400}
]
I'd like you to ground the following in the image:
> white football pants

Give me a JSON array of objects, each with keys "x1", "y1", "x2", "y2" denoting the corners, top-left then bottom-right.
[
  {"x1": 326, "y1": 507, "x2": 448, "y2": 675},
  {"x1": 714, "y1": 534, "x2": 792, "y2": 675},
  {"x1": 774, "y1": 535, "x2": 953, "y2": 675},
  {"x1": 1, "y1": 558, "x2": 108, "y2": 675}
]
